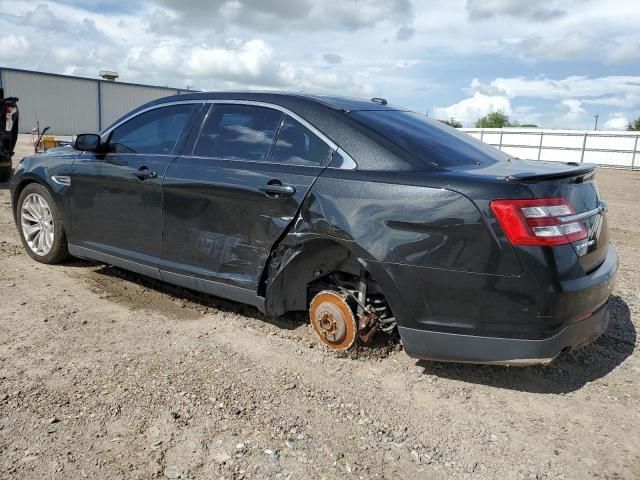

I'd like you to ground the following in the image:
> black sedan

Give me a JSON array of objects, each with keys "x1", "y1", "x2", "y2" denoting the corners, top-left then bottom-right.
[{"x1": 10, "y1": 92, "x2": 617, "y2": 365}]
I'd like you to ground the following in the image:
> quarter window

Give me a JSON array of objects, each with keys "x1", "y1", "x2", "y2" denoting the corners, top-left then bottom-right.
[
  {"x1": 271, "y1": 116, "x2": 332, "y2": 167},
  {"x1": 108, "y1": 104, "x2": 198, "y2": 155},
  {"x1": 194, "y1": 104, "x2": 283, "y2": 162}
]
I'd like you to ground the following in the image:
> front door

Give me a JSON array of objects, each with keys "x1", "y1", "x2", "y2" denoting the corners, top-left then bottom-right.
[
  {"x1": 161, "y1": 103, "x2": 334, "y2": 292},
  {"x1": 70, "y1": 103, "x2": 201, "y2": 275}
]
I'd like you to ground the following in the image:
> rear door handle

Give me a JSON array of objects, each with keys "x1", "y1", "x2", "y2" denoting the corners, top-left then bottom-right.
[
  {"x1": 260, "y1": 184, "x2": 296, "y2": 197},
  {"x1": 135, "y1": 167, "x2": 157, "y2": 180}
]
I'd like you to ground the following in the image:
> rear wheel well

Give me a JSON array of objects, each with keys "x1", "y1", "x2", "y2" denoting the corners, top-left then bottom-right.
[
  {"x1": 264, "y1": 239, "x2": 359, "y2": 316},
  {"x1": 264, "y1": 239, "x2": 391, "y2": 318}
]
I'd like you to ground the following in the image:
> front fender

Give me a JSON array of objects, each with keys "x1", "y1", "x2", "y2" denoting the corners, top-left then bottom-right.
[{"x1": 11, "y1": 152, "x2": 77, "y2": 240}]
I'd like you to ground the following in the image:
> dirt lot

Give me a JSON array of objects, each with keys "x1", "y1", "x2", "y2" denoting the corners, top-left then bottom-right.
[{"x1": 1, "y1": 139, "x2": 638, "y2": 479}]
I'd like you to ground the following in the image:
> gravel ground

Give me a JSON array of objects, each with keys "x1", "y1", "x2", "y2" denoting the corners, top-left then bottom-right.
[{"x1": 0, "y1": 138, "x2": 638, "y2": 479}]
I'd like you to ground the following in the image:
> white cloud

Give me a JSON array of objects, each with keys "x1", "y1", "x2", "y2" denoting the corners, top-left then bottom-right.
[
  {"x1": 603, "y1": 114, "x2": 629, "y2": 130},
  {"x1": 466, "y1": 0, "x2": 567, "y2": 21},
  {"x1": 461, "y1": 76, "x2": 640, "y2": 129},
  {"x1": 470, "y1": 76, "x2": 640, "y2": 107},
  {"x1": 185, "y1": 39, "x2": 274, "y2": 80},
  {"x1": 322, "y1": 53, "x2": 343, "y2": 64},
  {"x1": 0, "y1": 0, "x2": 638, "y2": 128},
  {"x1": 24, "y1": 4, "x2": 59, "y2": 28},
  {"x1": 561, "y1": 99, "x2": 585, "y2": 116},
  {"x1": 433, "y1": 92, "x2": 512, "y2": 125},
  {"x1": 396, "y1": 25, "x2": 415, "y2": 41},
  {"x1": 0, "y1": 34, "x2": 30, "y2": 60},
  {"x1": 154, "y1": 0, "x2": 413, "y2": 31},
  {"x1": 124, "y1": 38, "x2": 373, "y2": 95},
  {"x1": 606, "y1": 39, "x2": 640, "y2": 64},
  {"x1": 510, "y1": 32, "x2": 592, "y2": 60}
]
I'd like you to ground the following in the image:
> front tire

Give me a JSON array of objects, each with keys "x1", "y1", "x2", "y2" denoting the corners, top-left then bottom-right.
[
  {"x1": 0, "y1": 165, "x2": 11, "y2": 182},
  {"x1": 16, "y1": 183, "x2": 69, "y2": 264}
]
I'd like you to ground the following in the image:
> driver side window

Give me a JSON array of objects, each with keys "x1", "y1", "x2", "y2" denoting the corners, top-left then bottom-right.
[{"x1": 108, "y1": 103, "x2": 198, "y2": 155}]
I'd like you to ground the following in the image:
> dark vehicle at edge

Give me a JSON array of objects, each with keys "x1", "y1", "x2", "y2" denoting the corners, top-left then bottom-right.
[
  {"x1": 10, "y1": 92, "x2": 618, "y2": 365},
  {"x1": 0, "y1": 91, "x2": 19, "y2": 182}
]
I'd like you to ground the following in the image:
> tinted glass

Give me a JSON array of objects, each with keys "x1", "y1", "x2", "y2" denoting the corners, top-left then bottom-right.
[
  {"x1": 350, "y1": 110, "x2": 509, "y2": 167},
  {"x1": 271, "y1": 116, "x2": 332, "y2": 166},
  {"x1": 194, "y1": 104, "x2": 283, "y2": 161},
  {"x1": 109, "y1": 104, "x2": 197, "y2": 155}
]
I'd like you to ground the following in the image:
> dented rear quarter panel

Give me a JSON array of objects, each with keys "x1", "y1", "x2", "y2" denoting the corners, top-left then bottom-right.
[{"x1": 278, "y1": 167, "x2": 578, "y2": 339}]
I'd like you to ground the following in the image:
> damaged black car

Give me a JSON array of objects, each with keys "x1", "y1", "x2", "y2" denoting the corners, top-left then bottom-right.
[{"x1": 10, "y1": 92, "x2": 617, "y2": 365}]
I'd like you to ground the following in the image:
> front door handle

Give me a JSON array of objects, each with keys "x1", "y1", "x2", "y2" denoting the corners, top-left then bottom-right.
[
  {"x1": 260, "y1": 183, "x2": 296, "y2": 197},
  {"x1": 135, "y1": 167, "x2": 157, "y2": 180}
]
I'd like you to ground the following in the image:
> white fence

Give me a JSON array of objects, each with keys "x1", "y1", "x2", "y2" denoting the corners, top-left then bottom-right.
[{"x1": 460, "y1": 128, "x2": 640, "y2": 169}]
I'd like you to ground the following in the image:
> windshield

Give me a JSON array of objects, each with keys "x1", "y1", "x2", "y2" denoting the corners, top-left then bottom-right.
[{"x1": 349, "y1": 110, "x2": 509, "y2": 168}]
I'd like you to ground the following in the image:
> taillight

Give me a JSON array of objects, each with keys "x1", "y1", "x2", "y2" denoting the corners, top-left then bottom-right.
[{"x1": 490, "y1": 198, "x2": 588, "y2": 246}]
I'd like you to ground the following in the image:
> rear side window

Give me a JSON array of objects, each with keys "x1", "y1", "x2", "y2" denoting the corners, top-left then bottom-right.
[
  {"x1": 194, "y1": 104, "x2": 283, "y2": 162},
  {"x1": 109, "y1": 104, "x2": 197, "y2": 155},
  {"x1": 271, "y1": 116, "x2": 333, "y2": 167},
  {"x1": 349, "y1": 110, "x2": 509, "y2": 167}
]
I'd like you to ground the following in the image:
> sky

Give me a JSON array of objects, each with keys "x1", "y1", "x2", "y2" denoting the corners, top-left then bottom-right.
[{"x1": 0, "y1": 0, "x2": 639, "y2": 129}]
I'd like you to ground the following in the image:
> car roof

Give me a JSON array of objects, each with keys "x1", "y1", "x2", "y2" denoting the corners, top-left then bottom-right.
[
  {"x1": 106, "y1": 90, "x2": 423, "y2": 172},
  {"x1": 149, "y1": 91, "x2": 405, "y2": 113}
]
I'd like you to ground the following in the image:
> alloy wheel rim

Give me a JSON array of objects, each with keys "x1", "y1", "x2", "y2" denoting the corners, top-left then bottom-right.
[{"x1": 21, "y1": 193, "x2": 54, "y2": 256}]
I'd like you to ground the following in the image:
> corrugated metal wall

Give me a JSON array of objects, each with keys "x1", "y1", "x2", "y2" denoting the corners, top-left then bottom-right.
[
  {"x1": 100, "y1": 82, "x2": 181, "y2": 130},
  {"x1": 0, "y1": 68, "x2": 189, "y2": 135},
  {"x1": 2, "y1": 69, "x2": 99, "y2": 135}
]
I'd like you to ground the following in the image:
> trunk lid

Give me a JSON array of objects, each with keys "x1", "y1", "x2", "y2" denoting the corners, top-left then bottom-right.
[
  {"x1": 452, "y1": 159, "x2": 609, "y2": 272},
  {"x1": 513, "y1": 162, "x2": 608, "y2": 272},
  {"x1": 556, "y1": 177, "x2": 608, "y2": 273}
]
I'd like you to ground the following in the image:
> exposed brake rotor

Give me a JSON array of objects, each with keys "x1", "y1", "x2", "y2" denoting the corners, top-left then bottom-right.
[{"x1": 309, "y1": 290, "x2": 358, "y2": 350}]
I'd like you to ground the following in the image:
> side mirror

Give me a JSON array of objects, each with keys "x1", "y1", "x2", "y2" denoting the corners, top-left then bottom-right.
[{"x1": 74, "y1": 133, "x2": 102, "y2": 152}]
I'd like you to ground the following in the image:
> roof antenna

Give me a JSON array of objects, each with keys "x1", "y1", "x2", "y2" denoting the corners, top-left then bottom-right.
[{"x1": 371, "y1": 97, "x2": 387, "y2": 105}]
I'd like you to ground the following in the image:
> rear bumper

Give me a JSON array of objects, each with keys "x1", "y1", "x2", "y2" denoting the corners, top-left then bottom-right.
[
  {"x1": 388, "y1": 244, "x2": 618, "y2": 365},
  {"x1": 399, "y1": 302, "x2": 609, "y2": 365}
]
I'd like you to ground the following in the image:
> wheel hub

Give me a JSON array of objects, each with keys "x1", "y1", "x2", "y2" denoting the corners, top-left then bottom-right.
[
  {"x1": 309, "y1": 291, "x2": 357, "y2": 350},
  {"x1": 20, "y1": 193, "x2": 54, "y2": 257}
]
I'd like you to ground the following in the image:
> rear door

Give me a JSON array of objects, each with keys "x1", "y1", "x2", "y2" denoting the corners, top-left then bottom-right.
[
  {"x1": 70, "y1": 102, "x2": 201, "y2": 275},
  {"x1": 161, "y1": 102, "x2": 334, "y2": 292}
]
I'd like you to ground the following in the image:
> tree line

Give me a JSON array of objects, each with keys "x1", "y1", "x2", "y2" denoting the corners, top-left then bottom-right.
[
  {"x1": 438, "y1": 111, "x2": 640, "y2": 130},
  {"x1": 438, "y1": 111, "x2": 538, "y2": 128}
]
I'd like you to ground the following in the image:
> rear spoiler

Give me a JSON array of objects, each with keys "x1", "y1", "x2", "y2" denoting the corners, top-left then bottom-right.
[{"x1": 506, "y1": 163, "x2": 597, "y2": 182}]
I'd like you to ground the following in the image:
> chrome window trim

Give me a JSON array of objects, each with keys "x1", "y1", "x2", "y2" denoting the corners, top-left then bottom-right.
[
  {"x1": 334, "y1": 148, "x2": 357, "y2": 170},
  {"x1": 204, "y1": 99, "x2": 336, "y2": 148},
  {"x1": 99, "y1": 98, "x2": 357, "y2": 170},
  {"x1": 200, "y1": 99, "x2": 357, "y2": 170},
  {"x1": 99, "y1": 100, "x2": 206, "y2": 140}
]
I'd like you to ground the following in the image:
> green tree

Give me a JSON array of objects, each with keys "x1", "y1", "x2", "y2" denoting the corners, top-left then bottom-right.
[
  {"x1": 627, "y1": 117, "x2": 640, "y2": 131},
  {"x1": 474, "y1": 111, "x2": 539, "y2": 128},
  {"x1": 475, "y1": 111, "x2": 511, "y2": 128},
  {"x1": 439, "y1": 118, "x2": 463, "y2": 128}
]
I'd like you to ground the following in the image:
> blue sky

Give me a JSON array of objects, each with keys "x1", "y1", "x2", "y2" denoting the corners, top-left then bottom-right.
[{"x1": 0, "y1": 0, "x2": 639, "y2": 129}]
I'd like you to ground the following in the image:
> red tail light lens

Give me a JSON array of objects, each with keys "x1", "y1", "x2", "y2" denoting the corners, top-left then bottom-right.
[{"x1": 490, "y1": 198, "x2": 588, "y2": 246}]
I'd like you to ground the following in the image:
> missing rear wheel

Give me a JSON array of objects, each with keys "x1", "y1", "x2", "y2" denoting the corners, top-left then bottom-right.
[{"x1": 309, "y1": 290, "x2": 358, "y2": 350}]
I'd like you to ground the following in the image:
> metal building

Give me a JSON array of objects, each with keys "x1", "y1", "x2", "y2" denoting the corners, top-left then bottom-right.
[{"x1": 0, "y1": 67, "x2": 192, "y2": 135}]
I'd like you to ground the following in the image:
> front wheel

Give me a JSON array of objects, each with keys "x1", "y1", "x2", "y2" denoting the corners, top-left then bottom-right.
[
  {"x1": 16, "y1": 183, "x2": 69, "y2": 264},
  {"x1": 0, "y1": 165, "x2": 11, "y2": 182}
]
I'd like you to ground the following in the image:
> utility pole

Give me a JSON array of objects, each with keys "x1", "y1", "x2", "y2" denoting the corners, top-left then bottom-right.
[{"x1": 593, "y1": 114, "x2": 599, "y2": 131}]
